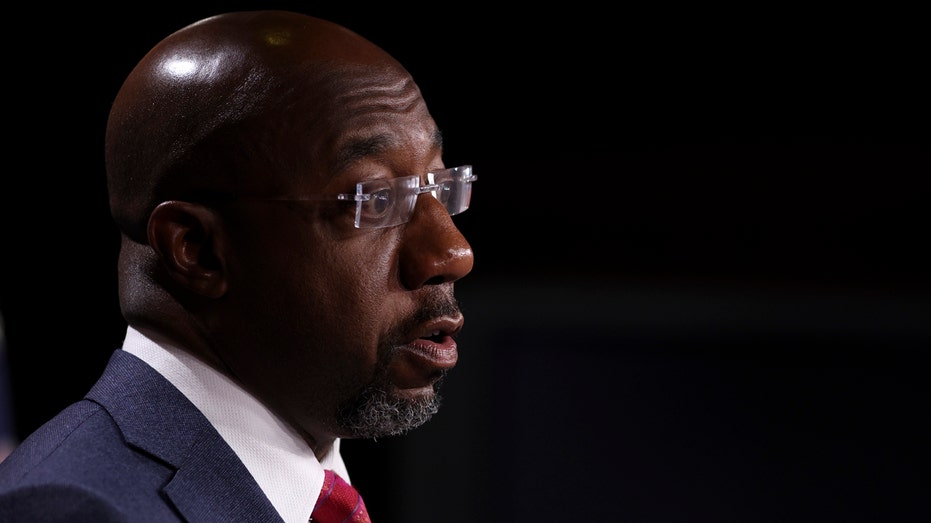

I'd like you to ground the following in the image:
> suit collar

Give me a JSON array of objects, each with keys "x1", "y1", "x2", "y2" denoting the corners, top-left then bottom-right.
[{"x1": 87, "y1": 349, "x2": 283, "y2": 522}]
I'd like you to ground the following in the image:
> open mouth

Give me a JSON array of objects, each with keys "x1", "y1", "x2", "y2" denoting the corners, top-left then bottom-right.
[{"x1": 388, "y1": 315, "x2": 463, "y2": 390}]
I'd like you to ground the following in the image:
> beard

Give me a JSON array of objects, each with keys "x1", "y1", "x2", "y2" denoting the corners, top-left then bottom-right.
[
  {"x1": 335, "y1": 294, "x2": 459, "y2": 439},
  {"x1": 335, "y1": 375, "x2": 446, "y2": 439}
]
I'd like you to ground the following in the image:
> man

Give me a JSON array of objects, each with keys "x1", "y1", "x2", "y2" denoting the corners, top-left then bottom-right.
[{"x1": 0, "y1": 10, "x2": 475, "y2": 522}]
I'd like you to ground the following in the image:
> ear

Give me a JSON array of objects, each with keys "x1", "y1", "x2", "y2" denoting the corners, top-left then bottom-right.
[{"x1": 147, "y1": 201, "x2": 228, "y2": 299}]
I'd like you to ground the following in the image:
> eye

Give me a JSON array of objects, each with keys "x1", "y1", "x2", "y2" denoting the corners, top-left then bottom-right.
[
  {"x1": 365, "y1": 188, "x2": 392, "y2": 217},
  {"x1": 434, "y1": 181, "x2": 453, "y2": 206}
]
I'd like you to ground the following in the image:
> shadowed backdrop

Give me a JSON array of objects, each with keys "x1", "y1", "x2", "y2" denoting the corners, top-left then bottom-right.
[{"x1": 1, "y1": 4, "x2": 928, "y2": 522}]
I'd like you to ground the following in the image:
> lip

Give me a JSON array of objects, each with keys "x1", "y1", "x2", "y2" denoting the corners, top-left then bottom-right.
[
  {"x1": 389, "y1": 314, "x2": 463, "y2": 390},
  {"x1": 411, "y1": 315, "x2": 463, "y2": 344},
  {"x1": 401, "y1": 334, "x2": 458, "y2": 368}
]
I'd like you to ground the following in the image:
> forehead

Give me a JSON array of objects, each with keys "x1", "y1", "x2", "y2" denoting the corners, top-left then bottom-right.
[{"x1": 296, "y1": 63, "x2": 441, "y2": 180}]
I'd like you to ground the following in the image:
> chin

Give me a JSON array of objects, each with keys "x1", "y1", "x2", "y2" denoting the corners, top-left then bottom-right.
[{"x1": 336, "y1": 384, "x2": 442, "y2": 438}]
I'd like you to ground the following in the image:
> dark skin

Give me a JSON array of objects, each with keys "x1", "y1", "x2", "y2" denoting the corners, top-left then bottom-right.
[{"x1": 105, "y1": 11, "x2": 473, "y2": 461}]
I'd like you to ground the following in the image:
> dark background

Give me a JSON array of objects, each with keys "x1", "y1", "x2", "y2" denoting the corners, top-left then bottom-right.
[{"x1": 1, "y1": 4, "x2": 929, "y2": 522}]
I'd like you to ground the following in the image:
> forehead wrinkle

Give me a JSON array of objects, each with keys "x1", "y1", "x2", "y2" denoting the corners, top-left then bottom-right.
[
  {"x1": 337, "y1": 73, "x2": 421, "y2": 112},
  {"x1": 317, "y1": 67, "x2": 444, "y2": 173}
]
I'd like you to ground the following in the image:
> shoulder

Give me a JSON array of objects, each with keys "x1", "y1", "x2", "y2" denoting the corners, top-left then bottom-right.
[
  {"x1": 0, "y1": 399, "x2": 179, "y2": 520},
  {"x1": 0, "y1": 482, "x2": 131, "y2": 522},
  {"x1": 0, "y1": 399, "x2": 156, "y2": 487},
  {"x1": 0, "y1": 400, "x2": 113, "y2": 481}
]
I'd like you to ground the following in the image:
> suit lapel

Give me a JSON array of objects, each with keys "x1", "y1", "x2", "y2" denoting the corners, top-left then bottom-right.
[{"x1": 87, "y1": 350, "x2": 283, "y2": 523}]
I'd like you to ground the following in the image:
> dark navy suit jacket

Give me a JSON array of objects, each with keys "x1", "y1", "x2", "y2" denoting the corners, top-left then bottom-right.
[{"x1": 0, "y1": 349, "x2": 284, "y2": 522}]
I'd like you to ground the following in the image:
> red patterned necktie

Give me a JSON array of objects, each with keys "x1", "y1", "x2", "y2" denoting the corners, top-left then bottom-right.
[{"x1": 310, "y1": 469, "x2": 371, "y2": 523}]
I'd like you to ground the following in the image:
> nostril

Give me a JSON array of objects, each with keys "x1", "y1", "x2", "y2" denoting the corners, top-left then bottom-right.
[{"x1": 423, "y1": 275, "x2": 445, "y2": 286}]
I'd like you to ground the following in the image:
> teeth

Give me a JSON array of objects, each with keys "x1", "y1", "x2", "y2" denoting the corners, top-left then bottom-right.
[{"x1": 418, "y1": 330, "x2": 443, "y2": 340}]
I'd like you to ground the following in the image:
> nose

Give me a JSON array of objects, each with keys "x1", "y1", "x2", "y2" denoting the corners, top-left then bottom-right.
[{"x1": 398, "y1": 193, "x2": 474, "y2": 290}]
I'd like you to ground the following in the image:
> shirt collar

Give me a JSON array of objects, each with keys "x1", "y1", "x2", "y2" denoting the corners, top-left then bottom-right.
[{"x1": 121, "y1": 326, "x2": 350, "y2": 523}]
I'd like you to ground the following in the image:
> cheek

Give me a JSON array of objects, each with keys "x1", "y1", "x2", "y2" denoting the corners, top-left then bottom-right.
[
  {"x1": 310, "y1": 235, "x2": 398, "y2": 329},
  {"x1": 233, "y1": 217, "x2": 401, "y2": 365},
  {"x1": 223, "y1": 222, "x2": 408, "y2": 428}
]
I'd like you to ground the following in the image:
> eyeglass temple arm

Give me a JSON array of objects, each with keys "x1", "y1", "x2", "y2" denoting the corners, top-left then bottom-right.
[{"x1": 337, "y1": 185, "x2": 372, "y2": 202}]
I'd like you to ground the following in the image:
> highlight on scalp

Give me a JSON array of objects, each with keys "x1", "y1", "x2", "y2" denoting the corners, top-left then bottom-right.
[{"x1": 104, "y1": 10, "x2": 399, "y2": 243}]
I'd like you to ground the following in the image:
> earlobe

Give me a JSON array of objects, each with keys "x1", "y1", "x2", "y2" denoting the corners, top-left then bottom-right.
[{"x1": 148, "y1": 201, "x2": 228, "y2": 298}]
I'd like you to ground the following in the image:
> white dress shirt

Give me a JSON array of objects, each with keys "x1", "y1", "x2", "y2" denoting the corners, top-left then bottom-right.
[{"x1": 121, "y1": 326, "x2": 350, "y2": 523}]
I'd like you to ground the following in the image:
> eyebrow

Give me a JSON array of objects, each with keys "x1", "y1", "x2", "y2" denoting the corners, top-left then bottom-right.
[
  {"x1": 333, "y1": 127, "x2": 444, "y2": 174},
  {"x1": 335, "y1": 134, "x2": 393, "y2": 170}
]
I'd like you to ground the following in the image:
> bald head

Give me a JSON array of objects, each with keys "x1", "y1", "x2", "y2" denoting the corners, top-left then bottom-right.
[
  {"x1": 100, "y1": 10, "x2": 468, "y2": 449},
  {"x1": 105, "y1": 10, "x2": 408, "y2": 242}
]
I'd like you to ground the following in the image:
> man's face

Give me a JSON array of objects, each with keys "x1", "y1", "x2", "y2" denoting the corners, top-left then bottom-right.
[{"x1": 213, "y1": 63, "x2": 474, "y2": 445}]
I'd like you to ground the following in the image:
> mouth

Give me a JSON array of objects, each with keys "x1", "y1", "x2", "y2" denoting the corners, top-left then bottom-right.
[{"x1": 388, "y1": 315, "x2": 463, "y2": 391}]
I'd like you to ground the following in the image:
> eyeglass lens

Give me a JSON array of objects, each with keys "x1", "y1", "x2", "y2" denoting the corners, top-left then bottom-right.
[{"x1": 352, "y1": 165, "x2": 474, "y2": 229}]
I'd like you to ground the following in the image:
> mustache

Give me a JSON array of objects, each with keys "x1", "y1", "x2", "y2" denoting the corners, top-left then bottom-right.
[
  {"x1": 402, "y1": 294, "x2": 461, "y2": 337},
  {"x1": 380, "y1": 292, "x2": 463, "y2": 349}
]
